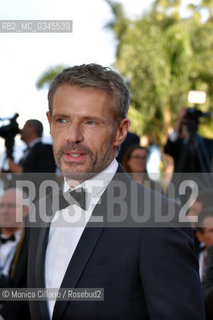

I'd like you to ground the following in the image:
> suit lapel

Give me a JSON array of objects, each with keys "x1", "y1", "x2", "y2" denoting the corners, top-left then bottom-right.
[
  {"x1": 34, "y1": 195, "x2": 53, "y2": 320},
  {"x1": 34, "y1": 225, "x2": 50, "y2": 288}
]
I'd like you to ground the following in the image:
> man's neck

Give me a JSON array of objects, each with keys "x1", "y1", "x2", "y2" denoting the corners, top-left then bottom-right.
[
  {"x1": 130, "y1": 172, "x2": 146, "y2": 184},
  {"x1": 27, "y1": 137, "x2": 40, "y2": 147},
  {"x1": 64, "y1": 158, "x2": 118, "y2": 191}
]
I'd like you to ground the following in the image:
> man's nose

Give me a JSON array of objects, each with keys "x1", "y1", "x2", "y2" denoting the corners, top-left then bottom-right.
[{"x1": 66, "y1": 123, "x2": 84, "y2": 144}]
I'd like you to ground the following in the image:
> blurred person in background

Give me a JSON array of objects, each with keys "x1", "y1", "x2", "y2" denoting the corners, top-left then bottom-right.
[
  {"x1": 187, "y1": 189, "x2": 213, "y2": 255},
  {"x1": 122, "y1": 145, "x2": 161, "y2": 191},
  {"x1": 116, "y1": 131, "x2": 140, "y2": 164},
  {"x1": 202, "y1": 242, "x2": 213, "y2": 320},
  {"x1": 196, "y1": 208, "x2": 213, "y2": 320},
  {"x1": 165, "y1": 107, "x2": 213, "y2": 209},
  {"x1": 0, "y1": 188, "x2": 30, "y2": 320},
  {"x1": 122, "y1": 145, "x2": 148, "y2": 184},
  {"x1": 8, "y1": 119, "x2": 56, "y2": 173},
  {"x1": 196, "y1": 208, "x2": 213, "y2": 281},
  {"x1": 188, "y1": 189, "x2": 213, "y2": 229},
  {"x1": 164, "y1": 107, "x2": 213, "y2": 173}
]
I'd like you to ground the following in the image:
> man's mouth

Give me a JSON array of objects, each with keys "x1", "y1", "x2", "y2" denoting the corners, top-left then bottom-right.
[
  {"x1": 67, "y1": 153, "x2": 81, "y2": 157},
  {"x1": 63, "y1": 151, "x2": 87, "y2": 161}
]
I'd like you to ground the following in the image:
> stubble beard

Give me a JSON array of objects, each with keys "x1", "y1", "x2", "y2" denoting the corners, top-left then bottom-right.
[{"x1": 54, "y1": 138, "x2": 114, "y2": 182}]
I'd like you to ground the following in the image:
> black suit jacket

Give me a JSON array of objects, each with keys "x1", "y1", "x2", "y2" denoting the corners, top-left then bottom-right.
[
  {"x1": 164, "y1": 134, "x2": 213, "y2": 173},
  {"x1": 0, "y1": 230, "x2": 31, "y2": 320},
  {"x1": 21, "y1": 142, "x2": 56, "y2": 173},
  {"x1": 27, "y1": 166, "x2": 205, "y2": 320},
  {"x1": 202, "y1": 245, "x2": 213, "y2": 319}
]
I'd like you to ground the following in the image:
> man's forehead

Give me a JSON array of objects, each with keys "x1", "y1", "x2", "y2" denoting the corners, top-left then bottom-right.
[
  {"x1": 1, "y1": 190, "x2": 23, "y2": 202},
  {"x1": 24, "y1": 121, "x2": 31, "y2": 127},
  {"x1": 53, "y1": 84, "x2": 113, "y2": 104},
  {"x1": 203, "y1": 216, "x2": 213, "y2": 228},
  {"x1": 51, "y1": 84, "x2": 114, "y2": 119}
]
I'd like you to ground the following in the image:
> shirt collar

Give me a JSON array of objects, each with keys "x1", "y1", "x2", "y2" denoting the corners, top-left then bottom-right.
[
  {"x1": 28, "y1": 138, "x2": 41, "y2": 148},
  {"x1": 64, "y1": 158, "x2": 118, "y2": 197},
  {"x1": 0, "y1": 228, "x2": 23, "y2": 242}
]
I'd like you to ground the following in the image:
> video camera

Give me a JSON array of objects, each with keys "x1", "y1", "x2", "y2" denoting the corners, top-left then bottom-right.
[
  {"x1": 0, "y1": 113, "x2": 20, "y2": 159},
  {"x1": 184, "y1": 107, "x2": 211, "y2": 122},
  {"x1": 183, "y1": 107, "x2": 211, "y2": 136}
]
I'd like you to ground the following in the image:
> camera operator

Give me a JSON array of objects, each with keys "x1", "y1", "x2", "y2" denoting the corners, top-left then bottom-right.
[
  {"x1": 164, "y1": 107, "x2": 213, "y2": 173},
  {"x1": 8, "y1": 119, "x2": 56, "y2": 173}
]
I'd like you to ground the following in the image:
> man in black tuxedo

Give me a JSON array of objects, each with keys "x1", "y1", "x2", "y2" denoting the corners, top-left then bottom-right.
[
  {"x1": 27, "y1": 64, "x2": 205, "y2": 320},
  {"x1": 164, "y1": 107, "x2": 213, "y2": 173},
  {"x1": 9, "y1": 119, "x2": 56, "y2": 173},
  {"x1": 0, "y1": 188, "x2": 30, "y2": 320},
  {"x1": 203, "y1": 244, "x2": 213, "y2": 320}
]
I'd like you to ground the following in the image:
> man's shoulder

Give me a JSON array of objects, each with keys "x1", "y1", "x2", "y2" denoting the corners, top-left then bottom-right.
[
  {"x1": 107, "y1": 168, "x2": 183, "y2": 228},
  {"x1": 202, "y1": 136, "x2": 213, "y2": 146},
  {"x1": 28, "y1": 142, "x2": 54, "y2": 161}
]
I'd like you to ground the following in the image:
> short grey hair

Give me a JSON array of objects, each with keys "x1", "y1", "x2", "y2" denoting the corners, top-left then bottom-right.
[
  {"x1": 48, "y1": 63, "x2": 130, "y2": 127},
  {"x1": 27, "y1": 119, "x2": 43, "y2": 137}
]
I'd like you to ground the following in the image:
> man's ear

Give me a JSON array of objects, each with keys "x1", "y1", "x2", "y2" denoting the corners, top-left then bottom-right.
[
  {"x1": 46, "y1": 111, "x2": 52, "y2": 130},
  {"x1": 196, "y1": 230, "x2": 204, "y2": 244},
  {"x1": 23, "y1": 206, "x2": 29, "y2": 218},
  {"x1": 113, "y1": 118, "x2": 130, "y2": 148}
]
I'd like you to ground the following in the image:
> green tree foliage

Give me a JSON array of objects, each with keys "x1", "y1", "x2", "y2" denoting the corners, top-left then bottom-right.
[
  {"x1": 105, "y1": 0, "x2": 213, "y2": 144},
  {"x1": 36, "y1": 0, "x2": 213, "y2": 144},
  {"x1": 36, "y1": 65, "x2": 68, "y2": 89}
]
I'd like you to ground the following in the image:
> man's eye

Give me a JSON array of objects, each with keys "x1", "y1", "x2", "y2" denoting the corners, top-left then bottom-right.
[
  {"x1": 57, "y1": 119, "x2": 66, "y2": 123},
  {"x1": 87, "y1": 120, "x2": 96, "y2": 125}
]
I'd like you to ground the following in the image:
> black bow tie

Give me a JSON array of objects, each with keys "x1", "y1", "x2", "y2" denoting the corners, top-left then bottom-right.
[
  {"x1": 0, "y1": 234, "x2": 16, "y2": 244},
  {"x1": 59, "y1": 187, "x2": 86, "y2": 211},
  {"x1": 24, "y1": 146, "x2": 31, "y2": 152}
]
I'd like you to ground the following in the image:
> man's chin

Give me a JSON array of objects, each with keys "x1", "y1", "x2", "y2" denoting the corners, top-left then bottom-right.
[{"x1": 62, "y1": 170, "x2": 95, "y2": 182}]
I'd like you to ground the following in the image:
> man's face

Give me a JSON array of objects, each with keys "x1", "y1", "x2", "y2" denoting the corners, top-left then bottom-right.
[
  {"x1": 197, "y1": 216, "x2": 213, "y2": 249},
  {"x1": 188, "y1": 201, "x2": 203, "y2": 228},
  {"x1": 47, "y1": 84, "x2": 129, "y2": 181},
  {"x1": 21, "y1": 121, "x2": 32, "y2": 142},
  {"x1": 0, "y1": 190, "x2": 27, "y2": 229},
  {"x1": 127, "y1": 148, "x2": 148, "y2": 173}
]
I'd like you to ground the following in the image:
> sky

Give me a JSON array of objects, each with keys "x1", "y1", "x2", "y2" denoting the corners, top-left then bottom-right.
[
  {"x1": 0, "y1": 0, "x2": 155, "y2": 145},
  {"x1": 0, "y1": 0, "x2": 200, "y2": 164}
]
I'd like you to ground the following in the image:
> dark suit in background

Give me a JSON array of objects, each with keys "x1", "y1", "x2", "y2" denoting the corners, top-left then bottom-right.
[
  {"x1": 164, "y1": 134, "x2": 213, "y2": 173},
  {"x1": 202, "y1": 245, "x2": 213, "y2": 319},
  {"x1": 116, "y1": 132, "x2": 140, "y2": 163},
  {"x1": 8, "y1": 119, "x2": 56, "y2": 175},
  {"x1": 20, "y1": 141, "x2": 56, "y2": 173},
  {"x1": 9, "y1": 141, "x2": 57, "y2": 203},
  {"x1": 0, "y1": 231, "x2": 31, "y2": 320}
]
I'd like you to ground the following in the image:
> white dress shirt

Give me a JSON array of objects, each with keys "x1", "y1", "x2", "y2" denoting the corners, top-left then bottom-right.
[
  {"x1": 45, "y1": 159, "x2": 118, "y2": 319},
  {"x1": 199, "y1": 247, "x2": 208, "y2": 281},
  {"x1": 168, "y1": 131, "x2": 178, "y2": 142}
]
